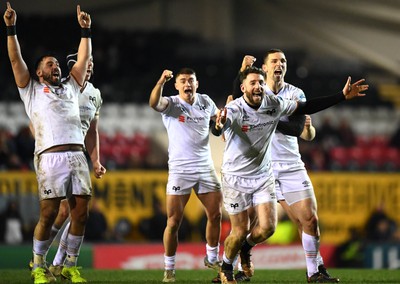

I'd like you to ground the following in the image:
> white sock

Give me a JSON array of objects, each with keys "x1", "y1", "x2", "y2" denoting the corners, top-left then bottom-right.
[
  {"x1": 33, "y1": 238, "x2": 51, "y2": 269},
  {"x1": 232, "y1": 253, "x2": 239, "y2": 270},
  {"x1": 164, "y1": 254, "x2": 176, "y2": 270},
  {"x1": 64, "y1": 233, "x2": 84, "y2": 267},
  {"x1": 53, "y1": 222, "x2": 70, "y2": 266},
  {"x1": 237, "y1": 261, "x2": 243, "y2": 272},
  {"x1": 316, "y1": 252, "x2": 324, "y2": 267},
  {"x1": 206, "y1": 243, "x2": 220, "y2": 263},
  {"x1": 302, "y1": 232, "x2": 319, "y2": 276},
  {"x1": 222, "y1": 252, "x2": 233, "y2": 265}
]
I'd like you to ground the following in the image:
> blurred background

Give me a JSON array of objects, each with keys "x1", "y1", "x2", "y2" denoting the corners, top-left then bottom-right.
[{"x1": 0, "y1": 0, "x2": 399, "y2": 270}]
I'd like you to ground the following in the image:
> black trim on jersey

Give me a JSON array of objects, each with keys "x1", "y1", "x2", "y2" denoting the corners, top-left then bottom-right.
[{"x1": 276, "y1": 115, "x2": 306, "y2": 137}]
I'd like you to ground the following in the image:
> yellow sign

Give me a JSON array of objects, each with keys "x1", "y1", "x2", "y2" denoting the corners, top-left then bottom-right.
[{"x1": 0, "y1": 171, "x2": 399, "y2": 244}]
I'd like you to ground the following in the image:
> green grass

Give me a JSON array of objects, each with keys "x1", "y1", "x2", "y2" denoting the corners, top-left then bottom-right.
[{"x1": 2, "y1": 269, "x2": 400, "y2": 283}]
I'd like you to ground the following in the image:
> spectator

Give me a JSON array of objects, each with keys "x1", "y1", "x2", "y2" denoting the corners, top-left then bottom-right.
[
  {"x1": 139, "y1": 195, "x2": 192, "y2": 242},
  {"x1": 314, "y1": 117, "x2": 340, "y2": 150},
  {"x1": 335, "y1": 227, "x2": 365, "y2": 268},
  {"x1": 14, "y1": 125, "x2": 35, "y2": 170},
  {"x1": 84, "y1": 199, "x2": 109, "y2": 242},
  {"x1": 0, "y1": 126, "x2": 21, "y2": 170},
  {"x1": 0, "y1": 199, "x2": 24, "y2": 244},
  {"x1": 365, "y1": 208, "x2": 398, "y2": 242},
  {"x1": 337, "y1": 118, "x2": 356, "y2": 147}
]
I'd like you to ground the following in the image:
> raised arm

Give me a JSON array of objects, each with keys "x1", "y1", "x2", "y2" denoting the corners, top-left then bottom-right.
[
  {"x1": 149, "y1": 70, "x2": 173, "y2": 112},
  {"x1": 4, "y1": 2, "x2": 30, "y2": 88},
  {"x1": 232, "y1": 55, "x2": 256, "y2": 99},
  {"x1": 293, "y1": 77, "x2": 368, "y2": 115},
  {"x1": 70, "y1": 5, "x2": 92, "y2": 86}
]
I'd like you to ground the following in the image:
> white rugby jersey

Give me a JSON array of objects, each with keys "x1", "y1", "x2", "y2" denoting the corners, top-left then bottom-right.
[
  {"x1": 19, "y1": 77, "x2": 84, "y2": 155},
  {"x1": 161, "y1": 94, "x2": 218, "y2": 174},
  {"x1": 265, "y1": 83, "x2": 306, "y2": 163},
  {"x1": 79, "y1": 82, "x2": 102, "y2": 137},
  {"x1": 221, "y1": 95, "x2": 297, "y2": 177}
]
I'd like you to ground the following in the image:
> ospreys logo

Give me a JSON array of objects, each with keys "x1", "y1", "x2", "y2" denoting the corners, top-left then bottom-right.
[
  {"x1": 44, "y1": 189, "x2": 52, "y2": 195},
  {"x1": 265, "y1": 108, "x2": 277, "y2": 116},
  {"x1": 230, "y1": 203, "x2": 239, "y2": 209},
  {"x1": 172, "y1": 186, "x2": 181, "y2": 192},
  {"x1": 89, "y1": 96, "x2": 96, "y2": 104}
]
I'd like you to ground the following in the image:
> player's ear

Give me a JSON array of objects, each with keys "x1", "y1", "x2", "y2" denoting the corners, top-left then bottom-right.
[{"x1": 240, "y1": 83, "x2": 245, "y2": 93}]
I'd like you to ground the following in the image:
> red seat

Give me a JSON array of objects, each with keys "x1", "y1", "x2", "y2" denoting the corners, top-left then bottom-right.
[
  {"x1": 329, "y1": 147, "x2": 348, "y2": 170},
  {"x1": 347, "y1": 147, "x2": 368, "y2": 170}
]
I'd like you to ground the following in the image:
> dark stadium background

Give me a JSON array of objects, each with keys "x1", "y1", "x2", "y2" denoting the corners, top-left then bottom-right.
[{"x1": 0, "y1": 0, "x2": 399, "y2": 271}]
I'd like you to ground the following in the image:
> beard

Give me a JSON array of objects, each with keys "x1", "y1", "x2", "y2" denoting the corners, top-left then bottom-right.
[
  {"x1": 244, "y1": 91, "x2": 263, "y2": 107},
  {"x1": 42, "y1": 73, "x2": 61, "y2": 86}
]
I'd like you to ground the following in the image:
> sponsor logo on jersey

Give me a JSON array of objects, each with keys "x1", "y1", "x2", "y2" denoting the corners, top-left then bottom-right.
[
  {"x1": 44, "y1": 86, "x2": 50, "y2": 93},
  {"x1": 178, "y1": 115, "x2": 185, "y2": 122},
  {"x1": 265, "y1": 108, "x2": 277, "y2": 116},
  {"x1": 241, "y1": 121, "x2": 275, "y2": 132}
]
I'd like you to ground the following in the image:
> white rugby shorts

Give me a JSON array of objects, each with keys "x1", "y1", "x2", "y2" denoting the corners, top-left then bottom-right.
[
  {"x1": 273, "y1": 162, "x2": 314, "y2": 205},
  {"x1": 166, "y1": 171, "x2": 221, "y2": 195},
  {"x1": 36, "y1": 151, "x2": 92, "y2": 200},
  {"x1": 221, "y1": 173, "x2": 276, "y2": 215}
]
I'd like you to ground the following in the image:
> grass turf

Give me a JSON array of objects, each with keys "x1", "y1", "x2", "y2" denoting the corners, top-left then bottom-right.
[{"x1": 2, "y1": 268, "x2": 400, "y2": 283}]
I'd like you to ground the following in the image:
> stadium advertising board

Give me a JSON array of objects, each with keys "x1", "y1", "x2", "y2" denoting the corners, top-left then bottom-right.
[{"x1": 0, "y1": 172, "x2": 399, "y2": 245}]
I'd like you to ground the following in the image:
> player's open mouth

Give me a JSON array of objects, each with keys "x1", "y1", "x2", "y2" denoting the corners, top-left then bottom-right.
[
  {"x1": 274, "y1": 70, "x2": 282, "y2": 75},
  {"x1": 184, "y1": 90, "x2": 192, "y2": 95}
]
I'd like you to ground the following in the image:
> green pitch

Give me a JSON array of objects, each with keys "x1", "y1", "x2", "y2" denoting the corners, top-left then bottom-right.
[{"x1": 1, "y1": 269, "x2": 399, "y2": 283}]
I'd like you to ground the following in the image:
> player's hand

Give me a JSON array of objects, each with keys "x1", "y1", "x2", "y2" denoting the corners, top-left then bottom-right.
[
  {"x1": 93, "y1": 161, "x2": 106, "y2": 179},
  {"x1": 240, "y1": 55, "x2": 256, "y2": 72},
  {"x1": 216, "y1": 107, "x2": 227, "y2": 130},
  {"x1": 4, "y1": 2, "x2": 16, "y2": 26},
  {"x1": 77, "y1": 5, "x2": 91, "y2": 28},
  {"x1": 304, "y1": 115, "x2": 312, "y2": 129},
  {"x1": 342, "y1": 76, "x2": 368, "y2": 100},
  {"x1": 158, "y1": 70, "x2": 173, "y2": 85}
]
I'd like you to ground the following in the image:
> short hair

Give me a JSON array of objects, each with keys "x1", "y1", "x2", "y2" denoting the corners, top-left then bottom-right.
[
  {"x1": 239, "y1": 66, "x2": 266, "y2": 82},
  {"x1": 263, "y1": 48, "x2": 284, "y2": 62},
  {"x1": 176, "y1": 67, "x2": 196, "y2": 78},
  {"x1": 34, "y1": 54, "x2": 57, "y2": 72}
]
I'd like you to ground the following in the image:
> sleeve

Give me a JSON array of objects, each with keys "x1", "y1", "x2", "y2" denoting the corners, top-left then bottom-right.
[
  {"x1": 276, "y1": 115, "x2": 306, "y2": 137},
  {"x1": 293, "y1": 92, "x2": 345, "y2": 115},
  {"x1": 232, "y1": 71, "x2": 242, "y2": 99},
  {"x1": 94, "y1": 88, "x2": 102, "y2": 116}
]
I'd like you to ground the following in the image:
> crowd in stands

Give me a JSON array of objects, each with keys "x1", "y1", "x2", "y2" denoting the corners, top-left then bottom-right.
[
  {"x1": 299, "y1": 117, "x2": 400, "y2": 172},
  {"x1": 1, "y1": 109, "x2": 400, "y2": 172}
]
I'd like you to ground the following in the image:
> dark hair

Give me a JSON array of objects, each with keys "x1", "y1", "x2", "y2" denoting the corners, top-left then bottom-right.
[
  {"x1": 263, "y1": 48, "x2": 284, "y2": 62},
  {"x1": 176, "y1": 67, "x2": 196, "y2": 77},
  {"x1": 239, "y1": 66, "x2": 266, "y2": 82}
]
